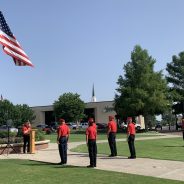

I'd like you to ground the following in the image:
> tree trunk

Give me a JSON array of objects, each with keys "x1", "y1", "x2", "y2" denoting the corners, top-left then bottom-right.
[
  {"x1": 175, "y1": 114, "x2": 178, "y2": 131},
  {"x1": 144, "y1": 115, "x2": 149, "y2": 131}
]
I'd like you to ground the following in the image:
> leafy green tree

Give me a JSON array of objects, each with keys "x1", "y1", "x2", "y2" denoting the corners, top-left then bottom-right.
[
  {"x1": 14, "y1": 104, "x2": 36, "y2": 127},
  {"x1": 53, "y1": 92, "x2": 85, "y2": 122},
  {"x1": 161, "y1": 110, "x2": 176, "y2": 129},
  {"x1": 0, "y1": 100, "x2": 35, "y2": 127},
  {"x1": 0, "y1": 100, "x2": 15, "y2": 126},
  {"x1": 166, "y1": 51, "x2": 184, "y2": 102},
  {"x1": 114, "y1": 45, "x2": 169, "y2": 129}
]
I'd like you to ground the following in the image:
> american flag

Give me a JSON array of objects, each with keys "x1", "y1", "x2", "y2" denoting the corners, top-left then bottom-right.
[{"x1": 0, "y1": 11, "x2": 33, "y2": 67}]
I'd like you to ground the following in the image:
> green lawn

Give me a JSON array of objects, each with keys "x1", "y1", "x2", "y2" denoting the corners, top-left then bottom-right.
[
  {"x1": 72, "y1": 137, "x2": 184, "y2": 162},
  {"x1": 0, "y1": 159, "x2": 183, "y2": 184},
  {"x1": 45, "y1": 132, "x2": 161, "y2": 143}
]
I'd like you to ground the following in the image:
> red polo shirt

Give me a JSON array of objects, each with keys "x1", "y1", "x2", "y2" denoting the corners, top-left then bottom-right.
[
  {"x1": 182, "y1": 119, "x2": 184, "y2": 130},
  {"x1": 86, "y1": 126, "x2": 97, "y2": 140},
  {"x1": 58, "y1": 124, "x2": 70, "y2": 137},
  {"x1": 127, "y1": 122, "x2": 136, "y2": 135},
  {"x1": 22, "y1": 125, "x2": 31, "y2": 135},
  {"x1": 93, "y1": 122, "x2": 97, "y2": 130},
  {"x1": 107, "y1": 121, "x2": 117, "y2": 133}
]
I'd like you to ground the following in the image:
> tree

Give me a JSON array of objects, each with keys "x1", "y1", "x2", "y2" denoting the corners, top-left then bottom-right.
[
  {"x1": 0, "y1": 100, "x2": 35, "y2": 127},
  {"x1": 0, "y1": 100, "x2": 15, "y2": 126},
  {"x1": 166, "y1": 51, "x2": 184, "y2": 116},
  {"x1": 114, "y1": 45, "x2": 169, "y2": 129},
  {"x1": 166, "y1": 51, "x2": 184, "y2": 102},
  {"x1": 162, "y1": 110, "x2": 176, "y2": 130},
  {"x1": 166, "y1": 51, "x2": 184, "y2": 129},
  {"x1": 53, "y1": 92, "x2": 85, "y2": 122},
  {"x1": 14, "y1": 104, "x2": 36, "y2": 127}
]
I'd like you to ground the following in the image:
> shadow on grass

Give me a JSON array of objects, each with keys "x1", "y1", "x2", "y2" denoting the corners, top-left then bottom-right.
[
  {"x1": 20, "y1": 160, "x2": 86, "y2": 169},
  {"x1": 164, "y1": 145, "x2": 184, "y2": 148}
]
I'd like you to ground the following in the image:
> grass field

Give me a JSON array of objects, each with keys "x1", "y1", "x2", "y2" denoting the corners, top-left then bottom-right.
[
  {"x1": 45, "y1": 131, "x2": 161, "y2": 143},
  {"x1": 0, "y1": 159, "x2": 183, "y2": 184},
  {"x1": 72, "y1": 137, "x2": 184, "y2": 162}
]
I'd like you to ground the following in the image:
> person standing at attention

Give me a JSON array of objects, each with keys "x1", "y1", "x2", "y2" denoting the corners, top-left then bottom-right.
[
  {"x1": 57, "y1": 118, "x2": 70, "y2": 165},
  {"x1": 88, "y1": 117, "x2": 97, "y2": 130},
  {"x1": 22, "y1": 121, "x2": 31, "y2": 154},
  {"x1": 182, "y1": 118, "x2": 184, "y2": 140},
  {"x1": 107, "y1": 115, "x2": 117, "y2": 157},
  {"x1": 127, "y1": 117, "x2": 136, "y2": 159},
  {"x1": 86, "y1": 119, "x2": 97, "y2": 168}
]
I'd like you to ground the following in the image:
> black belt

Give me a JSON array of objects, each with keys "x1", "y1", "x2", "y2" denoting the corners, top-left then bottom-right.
[{"x1": 60, "y1": 136, "x2": 66, "y2": 138}]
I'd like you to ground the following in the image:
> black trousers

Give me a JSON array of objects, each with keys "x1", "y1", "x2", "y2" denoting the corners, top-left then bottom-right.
[
  {"x1": 128, "y1": 134, "x2": 136, "y2": 158},
  {"x1": 182, "y1": 131, "x2": 184, "y2": 140},
  {"x1": 23, "y1": 135, "x2": 30, "y2": 153},
  {"x1": 108, "y1": 132, "x2": 117, "y2": 156},
  {"x1": 58, "y1": 137, "x2": 67, "y2": 164},
  {"x1": 88, "y1": 139, "x2": 97, "y2": 167}
]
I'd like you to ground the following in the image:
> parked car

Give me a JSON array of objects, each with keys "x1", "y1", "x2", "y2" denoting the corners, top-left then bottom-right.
[
  {"x1": 80, "y1": 122, "x2": 88, "y2": 129},
  {"x1": 43, "y1": 125, "x2": 53, "y2": 132},
  {"x1": 66, "y1": 123, "x2": 77, "y2": 130},
  {"x1": 121, "y1": 122, "x2": 141, "y2": 130},
  {"x1": 50, "y1": 122, "x2": 59, "y2": 131},
  {"x1": 96, "y1": 123, "x2": 107, "y2": 130},
  {"x1": 0, "y1": 125, "x2": 18, "y2": 133},
  {"x1": 36, "y1": 124, "x2": 53, "y2": 132},
  {"x1": 155, "y1": 123, "x2": 162, "y2": 131},
  {"x1": 65, "y1": 123, "x2": 71, "y2": 128},
  {"x1": 36, "y1": 124, "x2": 47, "y2": 130}
]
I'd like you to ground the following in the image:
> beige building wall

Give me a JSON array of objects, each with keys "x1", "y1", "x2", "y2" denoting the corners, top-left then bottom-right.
[
  {"x1": 86, "y1": 101, "x2": 116, "y2": 123},
  {"x1": 31, "y1": 106, "x2": 54, "y2": 125},
  {"x1": 31, "y1": 101, "x2": 116, "y2": 126}
]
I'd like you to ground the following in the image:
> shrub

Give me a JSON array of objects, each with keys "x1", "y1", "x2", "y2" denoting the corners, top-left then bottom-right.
[
  {"x1": 0, "y1": 137, "x2": 22, "y2": 144},
  {"x1": 0, "y1": 131, "x2": 17, "y2": 138},
  {"x1": 35, "y1": 130, "x2": 45, "y2": 141},
  {"x1": 0, "y1": 130, "x2": 45, "y2": 144}
]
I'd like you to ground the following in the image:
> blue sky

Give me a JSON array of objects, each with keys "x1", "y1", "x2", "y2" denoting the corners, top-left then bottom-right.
[{"x1": 1, "y1": 0, "x2": 184, "y2": 107}]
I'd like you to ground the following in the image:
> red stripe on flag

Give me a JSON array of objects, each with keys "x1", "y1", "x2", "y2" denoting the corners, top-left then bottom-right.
[
  {"x1": 3, "y1": 48, "x2": 33, "y2": 67},
  {"x1": 0, "y1": 40, "x2": 29, "y2": 60}
]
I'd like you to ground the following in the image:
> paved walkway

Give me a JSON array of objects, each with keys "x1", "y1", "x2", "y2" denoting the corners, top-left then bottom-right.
[{"x1": 1, "y1": 134, "x2": 184, "y2": 182}]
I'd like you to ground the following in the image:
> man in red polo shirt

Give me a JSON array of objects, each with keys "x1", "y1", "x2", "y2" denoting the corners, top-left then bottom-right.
[
  {"x1": 127, "y1": 117, "x2": 136, "y2": 159},
  {"x1": 107, "y1": 115, "x2": 117, "y2": 157},
  {"x1": 57, "y1": 118, "x2": 70, "y2": 165},
  {"x1": 88, "y1": 118, "x2": 97, "y2": 130},
  {"x1": 86, "y1": 120, "x2": 97, "y2": 168},
  {"x1": 182, "y1": 118, "x2": 184, "y2": 140}
]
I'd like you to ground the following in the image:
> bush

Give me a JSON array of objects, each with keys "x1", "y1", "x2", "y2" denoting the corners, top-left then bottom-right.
[
  {"x1": 45, "y1": 129, "x2": 52, "y2": 135},
  {"x1": 0, "y1": 137, "x2": 22, "y2": 144},
  {"x1": 35, "y1": 130, "x2": 45, "y2": 141},
  {"x1": 0, "y1": 129, "x2": 45, "y2": 144},
  {"x1": 0, "y1": 131, "x2": 17, "y2": 138}
]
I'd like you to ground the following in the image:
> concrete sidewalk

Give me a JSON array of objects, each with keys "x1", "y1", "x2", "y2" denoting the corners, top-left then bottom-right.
[{"x1": 1, "y1": 134, "x2": 184, "y2": 181}]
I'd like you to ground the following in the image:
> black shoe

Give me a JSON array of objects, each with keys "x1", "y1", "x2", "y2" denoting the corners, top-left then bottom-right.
[
  {"x1": 109, "y1": 154, "x2": 115, "y2": 157},
  {"x1": 57, "y1": 162, "x2": 64, "y2": 165},
  {"x1": 87, "y1": 165, "x2": 94, "y2": 168},
  {"x1": 128, "y1": 156, "x2": 136, "y2": 159}
]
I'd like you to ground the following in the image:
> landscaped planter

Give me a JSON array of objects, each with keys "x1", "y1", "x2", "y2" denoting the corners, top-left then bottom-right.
[{"x1": 0, "y1": 140, "x2": 50, "y2": 154}]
